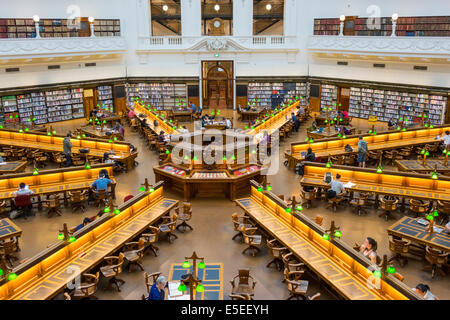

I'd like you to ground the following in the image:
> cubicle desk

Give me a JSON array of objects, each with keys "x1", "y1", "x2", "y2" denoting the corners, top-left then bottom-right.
[
  {"x1": 0, "y1": 183, "x2": 178, "y2": 300},
  {"x1": 300, "y1": 162, "x2": 450, "y2": 206},
  {"x1": 0, "y1": 129, "x2": 137, "y2": 170},
  {"x1": 235, "y1": 182, "x2": 420, "y2": 300},
  {"x1": 387, "y1": 216, "x2": 450, "y2": 252},
  {"x1": 154, "y1": 164, "x2": 263, "y2": 201},
  {"x1": 0, "y1": 164, "x2": 116, "y2": 205},
  {"x1": 286, "y1": 125, "x2": 450, "y2": 169},
  {"x1": 133, "y1": 103, "x2": 180, "y2": 135},
  {"x1": 395, "y1": 159, "x2": 450, "y2": 174},
  {"x1": 0, "y1": 162, "x2": 27, "y2": 174}
]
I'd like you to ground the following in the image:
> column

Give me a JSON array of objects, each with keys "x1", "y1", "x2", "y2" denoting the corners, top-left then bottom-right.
[
  {"x1": 136, "y1": 0, "x2": 151, "y2": 37},
  {"x1": 284, "y1": 0, "x2": 297, "y2": 37},
  {"x1": 233, "y1": 0, "x2": 253, "y2": 37},
  {"x1": 181, "y1": 0, "x2": 201, "y2": 37}
]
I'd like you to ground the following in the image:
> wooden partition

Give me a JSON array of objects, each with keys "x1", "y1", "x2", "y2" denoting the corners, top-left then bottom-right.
[
  {"x1": 247, "y1": 101, "x2": 300, "y2": 136},
  {"x1": 286, "y1": 125, "x2": 450, "y2": 168},
  {"x1": 235, "y1": 181, "x2": 421, "y2": 300},
  {"x1": 0, "y1": 129, "x2": 136, "y2": 170},
  {"x1": 0, "y1": 182, "x2": 178, "y2": 300},
  {"x1": 301, "y1": 162, "x2": 450, "y2": 202},
  {"x1": 0, "y1": 164, "x2": 115, "y2": 200},
  {"x1": 134, "y1": 102, "x2": 180, "y2": 135}
]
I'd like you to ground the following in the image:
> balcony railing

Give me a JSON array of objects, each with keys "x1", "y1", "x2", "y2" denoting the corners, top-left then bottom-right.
[
  {"x1": 308, "y1": 35, "x2": 450, "y2": 59},
  {"x1": 138, "y1": 35, "x2": 295, "y2": 52},
  {"x1": 0, "y1": 36, "x2": 127, "y2": 59}
]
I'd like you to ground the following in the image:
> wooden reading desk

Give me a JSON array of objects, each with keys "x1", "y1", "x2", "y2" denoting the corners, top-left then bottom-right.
[
  {"x1": 133, "y1": 103, "x2": 180, "y2": 135},
  {"x1": 286, "y1": 125, "x2": 450, "y2": 169},
  {"x1": 0, "y1": 218, "x2": 22, "y2": 245},
  {"x1": 0, "y1": 129, "x2": 137, "y2": 170},
  {"x1": 0, "y1": 182, "x2": 178, "y2": 300},
  {"x1": 241, "y1": 109, "x2": 264, "y2": 122},
  {"x1": 0, "y1": 162, "x2": 27, "y2": 174},
  {"x1": 0, "y1": 164, "x2": 116, "y2": 205},
  {"x1": 300, "y1": 162, "x2": 450, "y2": 205},
  {"x1": 395, "y1": 159, "x2": 450, "y2": 174},
  {"x1": 387, "y1": 216, "x2": 450, "y2": 252},
  {"x1": 235, "y1": 181, "x2": 420, "y2": 300}
]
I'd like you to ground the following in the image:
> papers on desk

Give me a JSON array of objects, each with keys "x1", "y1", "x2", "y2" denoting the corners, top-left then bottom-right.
[
  {"x1": 416, "y1": 218, "x2": 429, "y2": 226},
  {"x1": 168, "y1": 281, "x2": 184, "y2": 299},
  {"x1": 344, "y1": 182, "x2": 356, "y2": 188}
]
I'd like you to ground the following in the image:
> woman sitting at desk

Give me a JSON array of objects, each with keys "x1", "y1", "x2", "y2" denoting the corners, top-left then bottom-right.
[
  {"x1": 359, "y1": 237, "x2": 378, "y2": 264},
  {"x1": 147, "y1": 276, "x2": 167, "y2": 300}
]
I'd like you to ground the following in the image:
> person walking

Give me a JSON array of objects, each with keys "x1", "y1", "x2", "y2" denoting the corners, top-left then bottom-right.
[
  {"x1": 63, "y1": 133, "x2": 73, "y2": 167},
  {"x1": 357, "y1": 136, "x2": 368, "y2": 168}
]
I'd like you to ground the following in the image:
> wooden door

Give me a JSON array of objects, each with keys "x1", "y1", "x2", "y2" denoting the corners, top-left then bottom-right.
[
  {"x1": 83, "y1": 88, "x2": 95, "y2": 118},
  {"x1": 339, "y1": 87, "x2": 350, "y2": 112},
  {"x1": 344, "y1": 16, "x2": 357, "y2": 36}
]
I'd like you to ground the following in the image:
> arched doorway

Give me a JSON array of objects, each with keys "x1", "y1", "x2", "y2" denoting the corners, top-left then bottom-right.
[{"x1": 201, "y1": 61, "x2": 234, "y2": 109}]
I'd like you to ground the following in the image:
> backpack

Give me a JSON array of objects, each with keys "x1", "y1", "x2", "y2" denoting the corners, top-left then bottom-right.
[
  {"x1": 344, "y1": 144, "x2": 353, "y2": 152},
  {"x1": 324, "y1": 172, "x2": 332, "y2": 184}
]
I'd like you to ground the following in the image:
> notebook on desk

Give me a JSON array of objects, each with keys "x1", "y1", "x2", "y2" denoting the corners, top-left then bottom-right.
[{"x1": 168, "y1": 281, "x2": 184, "y2": 298}]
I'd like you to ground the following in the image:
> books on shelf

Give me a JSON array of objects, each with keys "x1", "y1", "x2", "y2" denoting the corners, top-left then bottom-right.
[
  {"x1": 320, "y1": 84, "x2": 337, "y2": 112},
  {"x1": 125, "y1": 83, "x2": 187, "y2": 111},
  {"x1": 97, "y1": 86, "x2": 113, "y2": 111},
  {"x1": 348, "y1": 87, "x2": 446, "y2": 124},
  {"x1": 248, "y1": 82, "x2": 308, "y2": 108}
]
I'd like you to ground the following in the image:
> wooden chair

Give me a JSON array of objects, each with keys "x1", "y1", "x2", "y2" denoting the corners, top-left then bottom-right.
[
  {"x1": 266, "y1": 239, "x2": 287, "y2": 271},
  {"x1": 283, "y1": 268, "x2": 308, "y2": 300},
  {"x1": 384, "y1": 150, "x2": 403, "y2": 166},
  {"x1": 326, "y1": 193, "x2": 345, "y2": 212},
  {"x1": 398, "y1": 146, "x2": 413, "y2": 158},
  {"x1": 349, "y1": 193, "x2": 369, "y2": 216},
  {"x1": 100, "y1": 253, "x2": 125, "y2": 292},
  {"x1": 409, "y1": 199, "x2": 429, "y2": 218},
  {"x1": 92, "y1": 189, "x2": 107, "y2": 208},
  {"x1": 51, "y1": 152, "x2": 65, "y2": 168},
  {"x1": 241, "y1": 225, "x2": 262, "y2": 257},
  {"x1": 379, "y1": 197, "x2": 399, "y2": 221},
  {"x1": 32, "y1": 151, "x2": 48, "y2": 168},
  {"x1": 0, "y1": 201, "x2": 8, "y2": 218},
  {"x1": 144, "y1": 272, "x2": 162, "y2": 294},
  {"x1": 423, "y1": 246, "x2": 449, "y2": 278},
  {"x1": 231, "y1": 213, "x2": 253, "y2": 242},
  {"x1": 175, "y1": 202, "x2": 193, "y2": 232},
  {"x1": 0, "y1": 239, "x2": 19, "y2": 267},
  {"x1": 388, "y1": 236, "x2": 411, "y2": 267},
  {"x1": 437, "y1": 200, "x2": 450, "y2": 225},
  {"x1": 141, "y1": 226, "x2": 160, "y2": 257},
  {"x1": 158, "y1": 213, "x2": 178, "y2": 243},
  {"x1": 307, "y1": 293, "x2": 321, "y2": 300},
  {"x1": 300, "y1": 188, "x2": 316, "y2": 209},
  {"x1": 72, "y1": 155, "x2": 85, "y2": 166},
  {"x1": 230, "y1": 269, "x2": 256, "y2": 298},
  {"x1": 42, "y1": 194, "x2": 62, "y2": 218},
  {"x1": 343, "y1": 154, "x2": 356, "y2": 166},
  {"x1": 68, "y1": 190, "x2": 88, "y2": 213},
  {"x1": 71, "y1": 272, "x2": 99, "y2": 300},
  {"x1": 229, "y1": 294, "x2": 252, "y2": 300},
  {"x1": 122, "y1": 238, "x2": 146, "y2": 272}
]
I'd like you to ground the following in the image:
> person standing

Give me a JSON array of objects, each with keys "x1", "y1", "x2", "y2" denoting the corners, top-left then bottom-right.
[
  {"x1": 357, "y1": 136, "x2": 368, "y2": 168},
  {"x1": 291, "y1": 112, "x2": 299, "y2": 132},
  {"x1": 63, "y1": 133, "x2": 73, "y2": 167}
]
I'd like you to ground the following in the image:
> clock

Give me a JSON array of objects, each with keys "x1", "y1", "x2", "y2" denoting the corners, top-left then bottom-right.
[
  {"x1": 214, "y1": 20, "x2": 221, "y2": 28},
  {"x1": 210, "y1": 18, "x2": 225, "y2": 36}
]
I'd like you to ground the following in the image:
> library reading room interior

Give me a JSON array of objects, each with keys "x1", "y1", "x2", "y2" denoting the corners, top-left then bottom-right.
[{"x1": 0, "y1": 0, "x2": 449, "y2": 302}]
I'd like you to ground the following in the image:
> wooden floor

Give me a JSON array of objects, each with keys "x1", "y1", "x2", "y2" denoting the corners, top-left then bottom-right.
[{"x1": 6, "y1": 116, "x2": 450, "y2": 300}]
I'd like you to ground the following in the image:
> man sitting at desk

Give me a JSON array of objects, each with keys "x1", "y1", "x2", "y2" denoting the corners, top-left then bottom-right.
[
  {"x1": 91, "y1": 172, "x2": 113, "y2": 195},
  {"x1": 74, "y1": 217, "x2": 91, "y2": 232},
  {"x1": 327, "y1": 173, "x2": 345, "y2": 199},
  {"x1": 414, "y1": 284, "x2": 438, "y2": 300},
  {"x1": 147, "y1": 276, "x2": 167, "y2": 300},
  {"x1": 13, "y1": 183, "x2": 34, "y2": 220}
]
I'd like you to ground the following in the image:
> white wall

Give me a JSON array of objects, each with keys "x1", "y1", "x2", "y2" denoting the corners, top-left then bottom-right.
[{"x1": 0, "y1": 0, "x2": 449, "y2": 89}]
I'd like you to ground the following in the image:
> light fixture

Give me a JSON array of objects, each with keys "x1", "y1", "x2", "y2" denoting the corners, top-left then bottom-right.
[
  {"x1": 33, "y1": 15, "x2": 41, "y2": 38},
  {"x1": 196, "y1": 283, "x2": 205, "y2": 292},
  {"x1": 88, "y1": 16, "x2": 95, "y2": 23},
  {"x1": 163, "y1": 5, "x2": 169, "y2": 11},
  {"x1": 391, "y1": 13, "x2": 398, "y2": 37},
  {"x1": 340, "y1": 15, "x2": 346, "y2": 22},
  {"x1": 89, "y1": 17, "x2": 95, "y2": 37},
  {"x1": 266, "y1": 4, "x2": 272, "y2": 11},
  {"x1": 33, "y1": 15, "x2": 40, "y2": 22},
  {"x1": 339, "y1": 15, "x2": 345, "y2": 36},
  {"x1": 214, "y1": 4, "x2": 220, "y2": 11},
  {"x1": 182, "y1": 260, "x2": 191, "y2": 268},
  {"x1": 391, "y1": 13, "x2": 399, "y2": 21}
]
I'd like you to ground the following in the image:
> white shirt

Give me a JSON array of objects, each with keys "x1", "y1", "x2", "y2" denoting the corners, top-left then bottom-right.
[
  {"x1": 226, "y1": 119, "x2": 232, "y2": 129},
  {"x1": 443, "y1": 134, "x2": 450, "y2": 146},
  {"x1": 424, "y1": 291, "x2": 436, "y2": 300},
  {"x1": 330, "y1": 180, "x2": 345, "y2": 194}
]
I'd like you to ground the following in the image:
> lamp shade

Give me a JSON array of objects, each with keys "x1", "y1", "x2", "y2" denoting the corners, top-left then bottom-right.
[
  {"x1": 182, "y1": 260, "x2": 191, "y2": 268},
  {"x1": 33, "y1": 15, "x2": 40, "y2": 22},
  {"x1": 340, "y1": 15, "x2": 346, "y2": 21}
]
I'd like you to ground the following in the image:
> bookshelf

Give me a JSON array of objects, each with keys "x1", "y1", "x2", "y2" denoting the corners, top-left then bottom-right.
[
  {"x1": 71, "y1": 88, "x2": 85, "y2": 119},
  {"x1": 125, "y1": 83, "x2": 187, "y2": 111},
  {"x1": 314, "y1": 16, "x2": 450, "y2": 37},
  {"x1": 349, "y1": 87, "x2": 446, "y2": 124},
  {"x1": 31, "y1": 92, "x2": 47, "y2": 125},
  {"x1": 320, "y1": 84, "x2": 338, "y2": 112},
  {"x1": 0, "y1": 18, "x2": 120, "y2": 39},
  {"x1": 46, "y1": 89, "x2": 73, "y2": 123},
  {"x1": 247, "y1": 82, "x2": 308, "y2": 108},
  {"x1": 1, "y1": 96, "x2": 18, "y2": 124},
  {"x1": 97, "y1": 86, "x2": 113, "y2": 111},
  {"x1": 17, "y1": 94, "x2": 33, "y2": 124}
]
